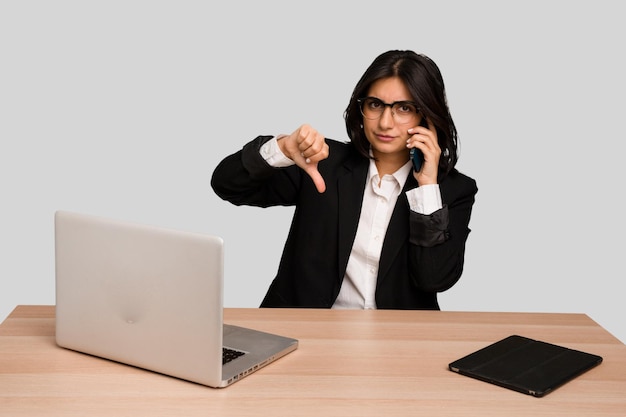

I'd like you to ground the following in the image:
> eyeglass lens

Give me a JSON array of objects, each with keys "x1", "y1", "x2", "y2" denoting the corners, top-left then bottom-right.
[{"x1": 360, "y1": 97, "x2": 418, "y2": 123}]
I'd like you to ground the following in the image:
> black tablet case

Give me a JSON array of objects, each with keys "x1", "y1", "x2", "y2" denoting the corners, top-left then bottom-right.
[{"x1": 448, "y1": 335, "x2": 603, "y2": 397}]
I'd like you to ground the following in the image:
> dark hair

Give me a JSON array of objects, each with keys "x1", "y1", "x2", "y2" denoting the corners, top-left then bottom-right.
[{"x1": 344, "y1": 50, "x2": 459, "y2": 178}]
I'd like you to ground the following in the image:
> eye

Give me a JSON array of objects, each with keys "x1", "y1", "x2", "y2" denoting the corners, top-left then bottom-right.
[
  {"x1": 365, "y1": 98, "x2": 383, "y2": 110},
  {"x1": 395, "y1": 102, "x2": 417, "y2": 114}
]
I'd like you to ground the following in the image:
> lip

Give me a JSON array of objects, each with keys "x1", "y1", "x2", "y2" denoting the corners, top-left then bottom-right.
[{"x1": 375, "y1": 133, "x2": 396, "y2": 143}]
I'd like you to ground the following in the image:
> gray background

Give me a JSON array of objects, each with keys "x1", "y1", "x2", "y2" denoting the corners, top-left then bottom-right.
[{"x1": 2, "y1": 1, "x2": 625, "y2": 343}]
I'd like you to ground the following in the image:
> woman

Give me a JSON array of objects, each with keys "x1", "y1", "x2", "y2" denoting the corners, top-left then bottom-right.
[{"x1": 211, "y1": 50, "x2": 477, "y2": 310}]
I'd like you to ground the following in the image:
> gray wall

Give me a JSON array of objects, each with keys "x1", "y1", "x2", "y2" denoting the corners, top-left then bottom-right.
[{"x1": 2, "y1": 1, "x2": 624, "y2": 343}]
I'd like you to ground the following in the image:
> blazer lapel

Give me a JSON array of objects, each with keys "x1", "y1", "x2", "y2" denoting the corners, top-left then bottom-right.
[
  {"x1": 377, "y1": 174, "x2": 416, "y2": 284},
  {"x1": 337, "y1": 158, "x2": 368, "y2": 280}
]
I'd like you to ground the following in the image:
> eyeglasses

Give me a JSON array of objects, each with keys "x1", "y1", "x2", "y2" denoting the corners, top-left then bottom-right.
[{"x1": 358, "y1": 97, "x2": 420, "y2": 124}]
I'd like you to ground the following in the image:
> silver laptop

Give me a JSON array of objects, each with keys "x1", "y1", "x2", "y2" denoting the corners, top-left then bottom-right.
[{"x1": 54, "y1": 210, "x2": 298, "y2": 388}]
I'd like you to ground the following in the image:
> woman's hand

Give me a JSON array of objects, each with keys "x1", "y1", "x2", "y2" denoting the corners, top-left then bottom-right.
[
  {"x1": 407, "y1": 118, "x2": 441, "y2": 186},
  {"x1": 277, "y1": 124, "x2": 329, "y2": 193}
]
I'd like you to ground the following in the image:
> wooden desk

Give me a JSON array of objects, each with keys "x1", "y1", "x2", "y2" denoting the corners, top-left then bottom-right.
[{"x1": 1, "y1": 306, "x2": 625, "y2": 416}]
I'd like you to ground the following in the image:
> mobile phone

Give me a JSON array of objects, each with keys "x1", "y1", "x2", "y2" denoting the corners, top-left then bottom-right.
[
  {"x1": 410, "y1": 148, "x2": 423, "y2": 172},
  {"x1": 410, "y1": 116, "x2": 428, "y2": 172}
]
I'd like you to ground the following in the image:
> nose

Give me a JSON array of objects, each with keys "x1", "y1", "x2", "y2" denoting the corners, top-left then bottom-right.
[{"x1": 379, "y1": 105, "x2": 395, "y2": 127}]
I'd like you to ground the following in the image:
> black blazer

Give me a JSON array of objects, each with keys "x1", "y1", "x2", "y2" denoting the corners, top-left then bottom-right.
[{"x1": 211, "y1": 136, "x2": 478, "y2": 310}]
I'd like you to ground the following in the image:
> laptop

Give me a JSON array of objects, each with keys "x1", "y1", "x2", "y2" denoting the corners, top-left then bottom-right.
[
  {"x1": 448, "y1": 334, "x2": 602, "y2": 397},
  {"x1": 54, "y1": 210, "x2": 298, "y2": 388}
]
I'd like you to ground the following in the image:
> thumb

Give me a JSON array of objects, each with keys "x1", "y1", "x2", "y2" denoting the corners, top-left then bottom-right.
[{"x1": 303, "y1": 164, "x2": 326, "y2": 193}]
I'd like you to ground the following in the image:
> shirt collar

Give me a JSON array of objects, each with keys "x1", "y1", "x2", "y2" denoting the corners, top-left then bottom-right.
[{"x1": 367, "y1": 153, "x2": 413, "y2": 190}]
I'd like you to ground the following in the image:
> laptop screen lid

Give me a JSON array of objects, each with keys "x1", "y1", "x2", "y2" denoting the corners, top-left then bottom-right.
[{"x1": 54, "y1": 210, "x2": 297, "y2": 387}]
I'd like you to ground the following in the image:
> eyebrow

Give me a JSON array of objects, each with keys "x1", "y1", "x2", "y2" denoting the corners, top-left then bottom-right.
[{"x1": 365, "y1": 97, "x2": 418, "y2": 106}]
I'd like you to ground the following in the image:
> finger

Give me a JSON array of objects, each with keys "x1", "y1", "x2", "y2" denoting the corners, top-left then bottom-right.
[
  {"x1": 408, "y1": 118, "x2": 436, "y2": 137},
  {"x1": 292, "y1": 146, "x2": 327, "y2": 193},
  {"x1": 408, "y1": 125, "x2": 423, "y2": 137},
  {"x1": 297, "y1": 125, "x2": 315, "y2": 148},
  {"x1": 298, "y1": 127, "x2": 324, "y2": 155},
  {"x1": 301, "y1": 142, "x2": 324, "y2": 161},
  {"x1": 406, "y1": 129, "x2": 426, "y2": 149}
]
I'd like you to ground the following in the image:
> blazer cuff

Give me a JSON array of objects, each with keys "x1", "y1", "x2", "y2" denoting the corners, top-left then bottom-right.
[
  {"x1": 409, "y1": 205, "x2": 450, "y2": 247},
  {"x1": 241, "y1": 135, "x2": 276, "y2": 178}
]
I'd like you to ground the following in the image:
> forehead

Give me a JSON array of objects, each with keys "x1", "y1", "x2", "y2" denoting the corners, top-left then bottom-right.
[{"x1": 366, "y1": 77, "x2": 412, "y2": 101}]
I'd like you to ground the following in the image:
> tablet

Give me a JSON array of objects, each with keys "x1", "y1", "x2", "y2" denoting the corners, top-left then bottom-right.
[{"x1": 448, "y1": 335, "x2": 603, "y2": 397}]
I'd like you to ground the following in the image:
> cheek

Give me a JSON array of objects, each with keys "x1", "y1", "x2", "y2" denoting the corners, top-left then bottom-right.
[
  {"x1": 398, "y1": 129, "x2": 412, "y2": 141},
  {"x1": 362, "y1": 120, "x2": 376, "y2": 142}
]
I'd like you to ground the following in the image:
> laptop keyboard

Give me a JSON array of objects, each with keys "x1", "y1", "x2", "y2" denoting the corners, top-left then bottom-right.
[{"x1": 223, "y1": 347, "x2": 246, "y2": 365}]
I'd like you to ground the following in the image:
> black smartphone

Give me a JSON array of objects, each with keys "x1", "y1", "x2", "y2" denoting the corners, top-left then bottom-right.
[
  {"x1": 410, "y1": 148, "x2": 423, "y2": 172},
  {"x1": 410, "y1": 116, "x2": 428, "y2": 172}
]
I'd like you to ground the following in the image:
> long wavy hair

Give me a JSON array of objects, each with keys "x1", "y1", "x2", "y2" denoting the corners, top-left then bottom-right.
[{"x1": 344, "y1": 50, "x2": 459, "y2": 179}]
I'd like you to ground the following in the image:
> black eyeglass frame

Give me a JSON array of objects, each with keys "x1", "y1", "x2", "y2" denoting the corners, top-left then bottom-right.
[{"x1": 357, "y1": 97, "x2": 421, "y2": 121}]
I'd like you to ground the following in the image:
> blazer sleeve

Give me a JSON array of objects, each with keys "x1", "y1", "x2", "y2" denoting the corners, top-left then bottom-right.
[
  {"x1": 408, "y1": 170, "x2": 478, "y2": 292},
  {"x1": 210, "y1": 135, "x2": 304, "y2": 207}
]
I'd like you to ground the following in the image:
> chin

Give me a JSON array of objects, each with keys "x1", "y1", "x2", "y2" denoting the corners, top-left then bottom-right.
[{"x1": 372, "y1": 142, "x2": 406, "y2": 155}]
